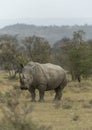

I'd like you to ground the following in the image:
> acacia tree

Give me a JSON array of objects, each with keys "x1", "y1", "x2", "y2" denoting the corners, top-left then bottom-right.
[
  {"x1": 67, "y1": 44, "x2": 91, "y2": 82},
  {"x1": 69, "y1": 30, "x2": 92, "y2": 81},
  {"x1": 0, "y1": 35, "x2": 18, "y2": 77},
  {"x1": 52, "y1": 37, "x2": 71, "y2": 67},
  {"x1": 24, "y1": 35, "x2": 51, "y2": 63},
  {"x1": 73, "y1": 30, "x2": 85, "y2": 44},
  {"x1": 0, "y1": 35, "x2": 29, "y2": 77},
  {"x1": 54, "y1": 31, "x2": 92, "y2": 82}
]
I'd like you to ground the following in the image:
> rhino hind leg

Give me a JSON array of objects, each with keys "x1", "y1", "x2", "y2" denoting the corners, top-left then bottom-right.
[{"x1": 54, "y1": 86, "x2": 63, "y2": 101}]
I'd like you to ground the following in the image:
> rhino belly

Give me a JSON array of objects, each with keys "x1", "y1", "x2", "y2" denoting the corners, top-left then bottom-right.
[{"x1": 46, "y1": 76, "x2": 63, "y2": 91}]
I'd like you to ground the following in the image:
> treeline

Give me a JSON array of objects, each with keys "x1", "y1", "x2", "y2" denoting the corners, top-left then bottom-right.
[{"x1": 0, "y1": 30, "x2": 92, "y2": 82}]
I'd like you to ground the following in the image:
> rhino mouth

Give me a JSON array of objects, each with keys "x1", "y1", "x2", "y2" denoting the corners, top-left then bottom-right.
[{"x1": 20, "y1": 86, "x2": 28, "y2": 90}]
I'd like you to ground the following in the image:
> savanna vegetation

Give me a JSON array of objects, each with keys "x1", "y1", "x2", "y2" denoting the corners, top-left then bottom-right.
[{"x1": 0, "y1": 30, "x2": 92, "y2": 130}]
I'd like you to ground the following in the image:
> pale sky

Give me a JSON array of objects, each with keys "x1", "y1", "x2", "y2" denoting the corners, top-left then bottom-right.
[{"x1": 0, "y1": 0, "x2": 92, "y2": 27}]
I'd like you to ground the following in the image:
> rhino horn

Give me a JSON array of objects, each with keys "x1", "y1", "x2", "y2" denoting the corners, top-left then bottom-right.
[{"x1": 19, "y1": 73, "x2": 23, "y2": 83}]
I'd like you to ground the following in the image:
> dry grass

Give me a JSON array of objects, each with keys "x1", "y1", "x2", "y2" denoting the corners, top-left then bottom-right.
[{"x1": 0, "y1": 71, "x2": 92, "y2": 130}]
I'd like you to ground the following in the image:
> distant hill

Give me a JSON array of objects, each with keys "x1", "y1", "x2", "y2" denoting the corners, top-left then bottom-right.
[{"x1": 0, "y1": 24, "x2": 92, "y2": 45}]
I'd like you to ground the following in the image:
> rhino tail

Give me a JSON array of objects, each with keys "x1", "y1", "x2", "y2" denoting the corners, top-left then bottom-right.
[{"x1": 62, "y1": 74, "x2": 67, "y2": 87}]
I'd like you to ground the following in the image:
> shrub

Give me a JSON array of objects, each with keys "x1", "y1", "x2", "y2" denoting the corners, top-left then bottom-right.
[{"x1": 0, "y1": 86, "x2": 51, "y2": 130}]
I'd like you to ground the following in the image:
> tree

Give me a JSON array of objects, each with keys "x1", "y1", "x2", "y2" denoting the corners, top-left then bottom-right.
[
  {"x1": 54, "y1": 31, "x2": 92, "y2": 82},
  {"x1": 0, "y1": 35, "x2": 18, "y2": 77},
  {"x1": 0, "y1": 35, "x2": 29, "y2": 78},
  {"x1": 24, "y1": 36, "x2": 51, "y2": 63},
  {"x1": 52, "y1": 37, "x2": 71, "y2": 67},
  {"x1": 73, "y1": 30, "x2": 85, "y2": 44},
  {"x1": 68, "y1": 31, "x2": 92, "y2": 81}
]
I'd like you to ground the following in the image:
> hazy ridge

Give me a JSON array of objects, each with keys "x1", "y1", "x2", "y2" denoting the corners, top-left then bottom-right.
[{"x1": 0, "y1": 23, "x2": 92, "y2": 45}]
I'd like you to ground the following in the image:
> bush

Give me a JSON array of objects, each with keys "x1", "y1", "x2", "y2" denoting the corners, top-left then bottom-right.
[{"x1": 0, "y1": 86, "x2": 51, "y2": 130}]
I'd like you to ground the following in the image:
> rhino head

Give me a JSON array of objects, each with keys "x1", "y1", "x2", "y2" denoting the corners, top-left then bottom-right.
[{"x1": 19, "y1": 64, "x2": 33, "y2": 90}]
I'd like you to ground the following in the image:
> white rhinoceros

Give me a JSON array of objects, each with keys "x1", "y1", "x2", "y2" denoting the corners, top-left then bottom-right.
[{"x1": 19, "y1": 61, "x2": 67, "y2": 102}]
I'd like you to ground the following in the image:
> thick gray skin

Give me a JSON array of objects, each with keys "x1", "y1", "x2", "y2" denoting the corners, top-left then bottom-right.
[{"x1": 20, "y1": 62, "x2": 67, "y2": 102}]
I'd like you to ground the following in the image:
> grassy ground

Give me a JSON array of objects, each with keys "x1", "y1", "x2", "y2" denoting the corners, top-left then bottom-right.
[{"x1": 0, "y1": 71, "x2": 92, "y2": 130}]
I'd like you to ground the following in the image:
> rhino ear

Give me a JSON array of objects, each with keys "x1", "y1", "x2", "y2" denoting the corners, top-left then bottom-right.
[
  {"x1": 17, "y1": 63, "x2": 24, "y2": 73},
  {"x1": 20, "y1": 64, "x2": 24, "y2": 69}
]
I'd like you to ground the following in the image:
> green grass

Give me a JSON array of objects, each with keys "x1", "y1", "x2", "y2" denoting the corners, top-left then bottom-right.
[{"x1": 0, "y1": 71, "x2": 92, "y2": 130}]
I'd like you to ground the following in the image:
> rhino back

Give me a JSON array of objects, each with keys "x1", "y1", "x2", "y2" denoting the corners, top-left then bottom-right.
[{"x1": 35, "y1": 63, "x2": 66, "y2": 90}]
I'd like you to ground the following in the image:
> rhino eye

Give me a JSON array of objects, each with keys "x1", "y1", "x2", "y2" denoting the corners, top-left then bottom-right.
[
  {"x1": 23, "y1": 75, "x2": 26, "y2": 79},
  {"x1": 23, "y1": 74, "x2": 28, "y2": 79}
]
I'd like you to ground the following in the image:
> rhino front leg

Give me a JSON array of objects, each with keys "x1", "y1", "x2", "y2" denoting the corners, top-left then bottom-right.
[
  {"x1": 29, "y1": 87, "x2": 36, "y2": 102},
  {"x1": 39, "y1": 89, "x2": 45, "y2": 102}
]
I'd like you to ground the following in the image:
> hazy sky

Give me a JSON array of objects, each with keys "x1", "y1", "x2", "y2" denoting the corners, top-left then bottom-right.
[
  {"x1": 0, "y1": 0, "x2": 92, "y2": 27},
  {"x1": 0, "y1": 0, "x2": 92, "y2": 19}
]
